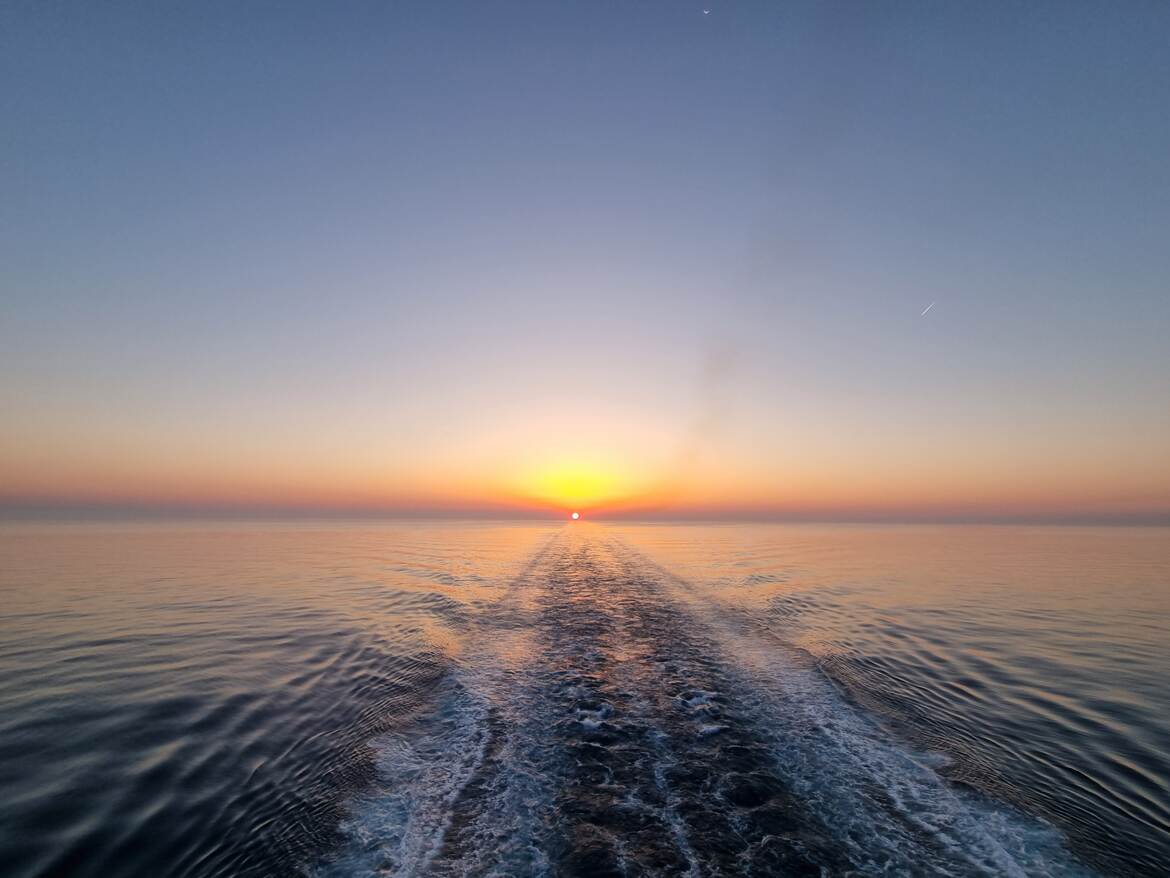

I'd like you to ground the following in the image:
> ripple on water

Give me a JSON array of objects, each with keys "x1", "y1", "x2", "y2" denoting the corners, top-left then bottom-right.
[
  {"x1": 323, "y1": 531, "x2": 1100, "y2": 877},
  {"x1": 2, "y1": 522, "x2": 1167, "y2": 877}
]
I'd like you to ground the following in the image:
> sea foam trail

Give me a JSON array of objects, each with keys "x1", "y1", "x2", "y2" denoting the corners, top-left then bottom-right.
[{"x1": 318, "y1": 529, "x2": 1094, "y2": 877}]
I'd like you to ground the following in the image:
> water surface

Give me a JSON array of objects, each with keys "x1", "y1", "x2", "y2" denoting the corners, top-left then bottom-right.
[{"x1": 0, "y1": 521, "x2": 1166, "y2": 876}]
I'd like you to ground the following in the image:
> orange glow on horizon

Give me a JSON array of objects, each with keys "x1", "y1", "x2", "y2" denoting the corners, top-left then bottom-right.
[{"x1": 3, "y1": 416, "x2": 1169, "y2": 522}]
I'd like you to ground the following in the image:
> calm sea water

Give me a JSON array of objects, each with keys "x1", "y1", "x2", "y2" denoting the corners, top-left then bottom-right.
[{"x1": 0, "y1": 521, "x2": 1166, "y2": 877}]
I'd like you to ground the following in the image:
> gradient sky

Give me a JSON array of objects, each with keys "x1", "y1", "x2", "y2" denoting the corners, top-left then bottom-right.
[{"x1": 3, "y1": 2, "x2": 1169, "y2": 521}]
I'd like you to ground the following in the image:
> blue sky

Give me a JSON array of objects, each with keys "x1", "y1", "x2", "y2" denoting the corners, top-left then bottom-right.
[{"x1": 3, "y1": 2, "x2": 1169, "y2": 519}]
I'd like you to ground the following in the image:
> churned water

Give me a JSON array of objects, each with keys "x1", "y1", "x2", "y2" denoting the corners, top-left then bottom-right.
[{"x1": 1, "y1": 521, "x2": 1166, "y2": 876}]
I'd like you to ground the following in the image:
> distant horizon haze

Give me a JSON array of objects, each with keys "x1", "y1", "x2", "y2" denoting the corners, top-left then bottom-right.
[{"x1": 2, "y1": 498, "x2": 1168, "y2": 527}]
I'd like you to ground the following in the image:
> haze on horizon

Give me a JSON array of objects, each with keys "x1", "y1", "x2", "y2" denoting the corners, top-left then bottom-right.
[{"x1": 3, "y1": 2, "x2": 1169, "y2": 524}]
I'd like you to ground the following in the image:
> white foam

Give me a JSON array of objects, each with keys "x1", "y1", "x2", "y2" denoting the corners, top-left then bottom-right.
[
  {"x1": 320, "y1": 534, "x2": 1100, "y2": 878},
  {"x1": 647, "y1": 729, "x2": 703, "y2": 878},
  {"x1": 678, "y1": 690, "x2": 718, "y2": 708},
  {"x1": 313, "y1": 677, "x2": 493, "y2": 877},
  {"x1": 574, "y1": 702, "x2": 613, "y2": 728},
  {"x1": 676, "y1": 603, "x2": 1098, "y2": 877}
]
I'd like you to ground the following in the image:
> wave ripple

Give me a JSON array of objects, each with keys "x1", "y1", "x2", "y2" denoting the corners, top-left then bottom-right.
[{"x1": 323, "y1": 529, "x2": 1093, "y2": 877}]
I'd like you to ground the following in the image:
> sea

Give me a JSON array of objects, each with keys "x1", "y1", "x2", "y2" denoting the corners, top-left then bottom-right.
[{"x1": 1, "y1": 521, "x2": 1167, "y2": 877}]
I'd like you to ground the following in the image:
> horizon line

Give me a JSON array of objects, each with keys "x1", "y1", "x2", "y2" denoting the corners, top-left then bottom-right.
[{"x1": 2, "y1": 501, "x2": 1168, "y2": 528}]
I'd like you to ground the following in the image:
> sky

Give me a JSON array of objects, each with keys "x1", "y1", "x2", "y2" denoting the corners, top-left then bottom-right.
[{"x1": 2, "y1": 1, "x2": 1169, "y2": 522}]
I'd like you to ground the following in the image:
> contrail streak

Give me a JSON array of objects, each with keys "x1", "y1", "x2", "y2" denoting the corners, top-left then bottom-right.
[{"x1": 921, "y1": 301, "x2": 935, "y2": 317}]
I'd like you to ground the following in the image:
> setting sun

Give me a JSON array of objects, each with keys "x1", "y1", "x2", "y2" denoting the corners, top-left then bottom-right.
[
  {"x1": 511, "y1": 455, "x2": 652, "y2": 511},
  {"x1": 571, "y1": 512, "x2": 580, "y2": 520}
]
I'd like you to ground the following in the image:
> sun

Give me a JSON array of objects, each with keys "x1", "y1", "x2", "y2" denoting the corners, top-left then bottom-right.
[{"x1": 571, "y1": 512, "x2": 580, "y2": 520}]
